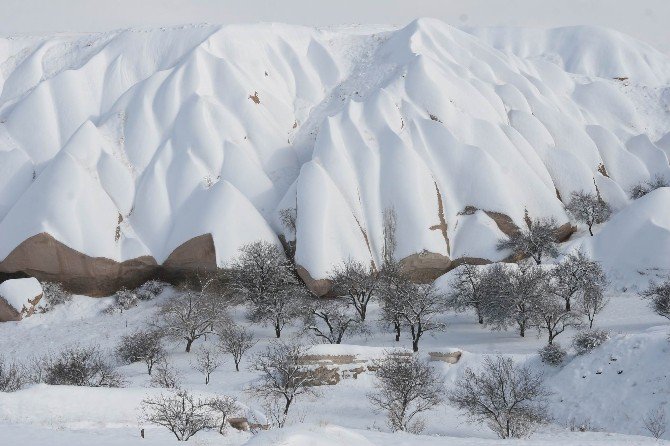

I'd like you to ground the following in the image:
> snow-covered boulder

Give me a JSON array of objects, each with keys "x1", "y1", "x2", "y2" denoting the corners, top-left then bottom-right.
[{"x1": 0, "y1": 277, "x2": 43, "y2": 322}]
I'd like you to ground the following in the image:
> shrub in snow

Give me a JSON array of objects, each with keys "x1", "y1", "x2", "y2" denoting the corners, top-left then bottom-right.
[
  {"x1": 368, "y1": 352, "x2": 444, "y2": 433},
  {"x1": 141, "y1": 390, "x2": 213, "y2": 441},
  {"x1": 565, "y1": 191, "x2": 611, "y2": 236},
  {"x1": 39, "y1": 282, "x2": 71, "y2": 312},
  {"x1": 572, "y1": 329, "x2": 610, "y2": 355},
  {"x1": 496, "y1": 216, "x2": 559, "y2": 265},
  {"x1": 640, "y1": 279, "x2": 670, "y2": 320},
  {"x1": 448, "y1": 355, "x2": 550, "y2": 439},
  {"x1": 0, "y1": 356, "x2": 24, "y2": 392},
  {"x1": 150, "y1": 360, "x2": 182, "y2": 389},
  {"x1": 538, "y1": 343, "x2": 566, "y2": 366},
  {"x1": 41, "y1": 345, "x2": 124, "y2": 387},
  {"x1": 116, "y1": 329, "x2": 165, "y2": 375},
  {"x1": 217, "y1": 323, "x2": 256, "y2": 372},
  {"x1": 136, "y1": 279, "x2": 167, "y2": 301},
  {"x1": 642, "y1": 406, "x2": 667, "y2": 439},
  {"x1": 629, "y1": 175, "x2": 669, "y2": 199}
]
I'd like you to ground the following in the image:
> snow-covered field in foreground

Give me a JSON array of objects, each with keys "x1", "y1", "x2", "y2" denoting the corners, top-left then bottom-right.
[{"x1": 0, "y1": 281, "x2": 669, "y2": 445}]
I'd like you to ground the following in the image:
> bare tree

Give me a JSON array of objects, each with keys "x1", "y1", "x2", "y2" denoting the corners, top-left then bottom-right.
[
  {"x1": 378, "y1": 260, "x2": 411, "y2": 342},
  {"x1": 329, "y1": 259, "x2": 380, "y2": 322},
  {"x1": 382, "y1": 207, "x2": 398, "y2": 267},
  {"x1": 193, "y1": 346, "x2": 222, "y2": 385},
  {"x1": 229, "y1": 241, "x2": 304, "y2": 338},
  {"x1": 116, "y1": 329, "x2": 165, "y2": 375},
  {"x1": 368, "y1": 353, "x2": 443, "y2": 433},
  {"x1": 641, "y1": 279, "x2": 670, "y2": 320},
  {"x1": 279, "y1": 207, "x2": 297, "y2": 260},
  {"x1": 218, "y1": 323, "x2": 256, "y2": 372},
  {"x1": 642, "y1": 406, "x2": 667, "y2": 439},
  {"x1": 565, "y1": 191, "x2": 612, "y2": 236},
  {"x1": 207, "y1": 396, "x2": 238, "y2": 435},
  {"x1": 0, "y1": 356, "x2": 24, "y2": 392},
  {"x1": 578, "y1": 285, "x2": 609, "y2": 328},
  {"x1": 156, "y1": 287, "x2": 228, "y2": 353},
  {"x1": 400, "y1": 283, "x2": 447, "y2": 352},
  {"x1": 248, "y1": 340, "x2": 319, "y2": 428},
  {"x1": 150, "y1": 360, "x2": 182, "y2": 389},
  {"x1": 304, "y1": 298, "x2": 362, "y2": 344},
  {"x1": 551, "y1": 250, "x2": 608, "y2": 311},
  {"x1": 532, "y1": 294, "x2": 583, "y2": 344},
  {"x1": 448, "y1": 355, "x2": 551, "y2": 439},
  {"x1": 141, "y1": 390, "x2": 213, "y2": 441},
  {"x1": 496, "y1": 217, "x2": 559, "y2": 264},
  {"x1": 447, "y1": 263, "x2": 487, "y2": 324}
]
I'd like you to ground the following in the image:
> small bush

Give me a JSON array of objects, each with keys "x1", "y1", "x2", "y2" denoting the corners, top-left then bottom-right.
[
  {"x1": 629, "y1": 175, "x2": 669, "y2": 199},
  {"x1": 136, "y1": 280, "x2": 167, "y2": 301},
  {"x1": 39, "y1": 282, "x2": 71, "y2": 312},
  {"x1": 116, "y1": 329, "x2": 165, "y2": 374},
  {"x1": 538, "y1": 343, "x2": 566, "y2": 366},
  {"x1": 41, "y1": 345, "x2": 124, "y2": 387},
  {"x1": 150, "y1": 360, "x2": 181, "y2": 389},
  {"x1": 0, "y1": 357, "x2": 24, "y2": 392},
  {"x1": 572, "y1": 329, "x2": 610, "y2": 355}
]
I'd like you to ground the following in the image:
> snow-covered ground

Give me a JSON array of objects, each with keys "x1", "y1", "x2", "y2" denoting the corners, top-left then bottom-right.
[{"x1": 0, "y1": 273, "x2": 668, "y2": 445}]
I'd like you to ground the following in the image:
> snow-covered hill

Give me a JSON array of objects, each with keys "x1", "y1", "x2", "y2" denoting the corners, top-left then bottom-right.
[{"x1": 1, "y1": 19, "x2": 669, "y2": 294}]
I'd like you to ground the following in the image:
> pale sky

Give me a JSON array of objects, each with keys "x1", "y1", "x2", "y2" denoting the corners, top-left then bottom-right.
[{"x1": 1, "y1": 0, "x2": 669, "y2": 53}]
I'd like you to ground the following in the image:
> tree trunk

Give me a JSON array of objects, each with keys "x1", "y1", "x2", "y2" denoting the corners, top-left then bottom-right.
[
  {"x1": 412, "y1": 338, "x2": 419, "y2": 352},
  {"x1": 359, "y1": 303, "x2": 367, "y2": 322},
  {"x1": 588, "y1": 225, "x2": 594, "y2": 236},
  {"x1": 394, "y1": 321, "x2": 401, "y2": 342},
  {"x1": 185, "y1": 338, "x2": 193, "y2": 353},
  {"x1": 519, "y1": 325, "x2": 525, "y2": 337},
  {"x1": 235, "y1": 361, "x2": 240, "y2": 372},
  {"x1": 274, "y1": 325, "x2": 281, "y2": 338},
  {"x1": 565, "y1": 298, "x2": 571, "y2": 312}
]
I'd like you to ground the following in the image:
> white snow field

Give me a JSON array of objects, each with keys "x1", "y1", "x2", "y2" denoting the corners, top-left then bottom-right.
[
  {"x1": 1, "y1": 18, "x2": 670, "y2": 446},
  {"x1": 0, "y1": 19, "x2": 669, "y2": 289}
]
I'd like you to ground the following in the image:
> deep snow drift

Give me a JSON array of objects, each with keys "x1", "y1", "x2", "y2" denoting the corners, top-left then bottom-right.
[{"x1": 0, "y1": 19, "x2": 669, "y2": 291}]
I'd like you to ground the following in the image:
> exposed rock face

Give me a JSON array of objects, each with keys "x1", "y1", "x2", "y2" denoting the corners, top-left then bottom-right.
[
  {"x1": 296, "y1": 265, "x2": 333, "y2": 297},
  {"x1": 160, "y1": 234, "x2": 218, "y2": 283},
  {"x1": 399, "y1": 251, "x2": 452, "y2": 283}
]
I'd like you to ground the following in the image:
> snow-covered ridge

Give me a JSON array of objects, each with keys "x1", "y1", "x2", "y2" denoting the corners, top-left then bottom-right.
[{"x1": 0, "y1": 19, "x2": 669, "y2": 293}]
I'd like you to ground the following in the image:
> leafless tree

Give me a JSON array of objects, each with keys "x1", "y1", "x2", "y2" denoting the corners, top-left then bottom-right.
[
  {"x1": 156, "y1": 286, "x2": 228, "y2": 353},
  {"x1": 207, "y1": 396, "x2": 238, "y2": 435},
  {"x1": 229, "y1": 241, "x2": 305, "y2": 338},
  {"x1": 400, "y1": 283, "x2": 447, "y2": 352},
  {"x1": 368, "y1": 352, "x2": 444, "y2": 433},
  {"x1": 0, "y1": 356, "x2": 24, "y2": 392},
  {"x1": 329, "y1": 258, "x2": 380, "y2": 322},
  {"x1": 565, "y1": 191, "x2": 612, "y2": 236},
  {"x1": 378, "y1": 260, "x2": 411, "y2": 342},
  {"x1": 641, "y1": 279, "x2": 670, "y2": 320},
  {"x1": 642, "y1": 406, "x2": 667, "y2": 439},
  {"x1": 448, "y1": 355, "x2": 551, "y2": 439},
  {"x1": 248, "y1": 340, "x2": 319, "y2": 428},
  {"x1": 550, "y1": 250, "x2": 608, "y2": 311},
  {"x1": 279, "y1": 207, "x2": 297, "y2": 260},
  {"x1": 304, "y1": 298, "x2": 362, "y2": 344},
  {"x1": 382, "y1": 207, "x2": 398, "y2": 267},
  {"x1": 218, "y1": 323, "x2": 256, "y2": 372},
  {"x1": 193, "y1": 346, "x2": 222, "y2": 385},
  {"x1": 116, "y1": 329, "x2": 165, "y2": 375},
  {"x1": 532, "y1": 294, "x2": 583, "y2": 344},
  {"x1": 141, "y1": 390, "x2": 213, "y2": 441},
  {"x1": 578, "y1": 285, "x2": 609, "y2": 328},
  {"x1": 496, "y1": 217, "x2": 559, "y2": 264},
  {"x1": 447, "y1": 263, "x2": 487, "y2": 324},
  {"x1": 150, "y1": 360, "x2": 182, "y2": 389}
]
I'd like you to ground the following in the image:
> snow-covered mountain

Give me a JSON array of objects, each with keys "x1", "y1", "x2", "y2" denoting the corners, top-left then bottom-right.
[{"x1": 0, "y1": 19, "x2": 669, "y2": 295}]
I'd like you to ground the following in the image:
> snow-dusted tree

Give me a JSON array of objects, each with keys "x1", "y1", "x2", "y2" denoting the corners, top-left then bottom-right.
[
  {"x1": 382, "y1": 207, "x2": 398, "y2": 267},
  {"x1": 218, "y1": 323, "x2": 256, "y2": 372},
  {"x1": 0, "y1": 356, "x2": 24, "y2": 392},
  {"x1": 447, "y1": 263, "x2": 487, "y2": 324},
  {"x1": 150, "y1": 360, "x2": 182, "y2": 389},
  {"x1": 400, "y1": 283, "x2": 447, "y2": 352},
  {"x1": 248, "y1": 340, "x2": 319, "y2": 428},
  {"x1": 116, "y1": 329, "x2": 165, "y2": 375},
  {"x1": 207, "y1": 396, "x2": 238, "y2": 435},
  {"x1": 378, "y1": 260, "x2": 412, "y2": 342},
  {"x1": 448, "y1": 355, "x2": 551, "y2": 439},
  {"x1": 642, "y1": 406, "x2": 667, "y2": 439},
  {"x1": 538, "y1": 343, "x2": 566, "y2": 366},
  {"x1": 571, "y1": 329, "x2": 610, "y2": 355},
  {"x1": 368, "y1": 353, "x2": 444, "y2": 433},
  {"x1": 641, "y1": 279, "x2": 670, "y2": 320},
  {"x1": 531, "y1": 294, "x2": 583, "y2": 344},
  {"x1": 229, "y1": 241, "x2": 304, "y2": 338},
  {"x1": 578, "y1": 285, "x2": 609, "y2": 328},
  {"x1": 496, "y1": 217, "x2": 559, "y2": 264},
  {"x1": 480, "y1": 264, "x2": 545, "y2": 338},
  {"x1": 303, "y1": 298, "x2": 362, "y2": 344},
  {"x1": 193, "y1": 346, "x2": 222, "y2": 385},
  {"x1": 141, "y1": 390, "x2": 213, "y2": 441},
  {"x1": 156, "y1": 287, "x2": 228, "y2": 353},
  {"x1": 39, "y1": 282, "x2": 71, "y2": 312},
  {"x1": 42, "y1": 345, "x2": 124, "y2": 387},
  {"x1": 565, "y1": 191, "x2": 612, "y2": 236},
  {"x1": 329, "y1": 258, "x2": 380, "y2": 322},
  {"x1": 550, "y1": 250, "x2": 608, "y2": 311}
]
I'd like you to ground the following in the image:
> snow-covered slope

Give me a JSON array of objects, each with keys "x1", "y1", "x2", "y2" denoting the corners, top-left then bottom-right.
[{"x1": 1, "y1": 19, "x2": 669, "y2": 294}]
